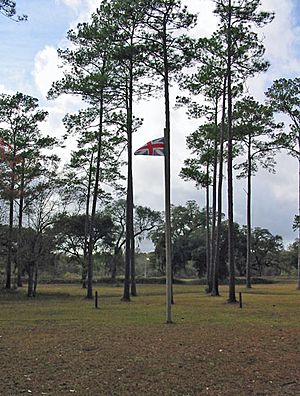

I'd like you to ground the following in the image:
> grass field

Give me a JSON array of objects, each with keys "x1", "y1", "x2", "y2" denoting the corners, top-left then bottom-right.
[{"x1": 0, "y1": 283, "x2": 299, "y2": 395}]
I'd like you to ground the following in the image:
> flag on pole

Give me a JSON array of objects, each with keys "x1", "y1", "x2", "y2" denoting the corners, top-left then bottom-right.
[
  {"x1": 134, "y1": 137, "x2": 165, "y2": 156},
  {"x1": 134, "y1": 131, "x2": 172, "y2": 323}
]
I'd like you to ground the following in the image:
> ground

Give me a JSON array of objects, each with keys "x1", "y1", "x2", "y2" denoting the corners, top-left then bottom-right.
[{"x1": 0, "y1": 283, "x2": 299, "y2": 395}]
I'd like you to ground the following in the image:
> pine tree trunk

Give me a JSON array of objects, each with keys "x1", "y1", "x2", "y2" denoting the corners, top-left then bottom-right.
[
  {"x1": 205, "y1": 163, "x2": 211, "y2": 292},
  {"x1": 209, "y1": 100, "x2": 219, "y2": 293},
  {"x1": 82, "y1": 153, "x2": 93, "y2": 289},
  {"x1": 123, "y1": 141, "x2": 132, "y2": 301},
  {"x1": 246, "y1": 140, "x2": 252, "y2": 288},
  {"x1": 5, "y1": 201, "x2": 13, "y2": 289},
  {"x1": 17, "y1": 158, "x2": 25, "y2": 288},
  {"x1": 211, "y1": 77, "x2": 226, "y2": 297},
  {"x1": 5, "y1": 172, "x2": 15, "y2": 289},
  {"x1": 163, "y1": 21, "x2": 172, "y2": 323},
  {"x1": 33, "y1": 265, "x2": 38, "y2": 297},
  {"x1": 129, "y1": 47, "x2": 137, "y2": 298},
  {"x1": 86, "y1": 91, "x2": 104, "y2": 300},
  {"x1": 171, "y1": 270, "x2": 174, "y2": 305},
  {"x1": 227, "y1": 0, "x2": 236, "y2": 303},
  {"x1": 297, "y1": 142, "x2": 300, "y2": 290},
  {"x1": 122, "y1": 75, "x2": 133, "y2": 302},
  {"x1": 130, "y1": 233, "x2": 137, "y2": 296},
  {"x1": 27, "y1": 265, "x2": 34, "y2": 297}
]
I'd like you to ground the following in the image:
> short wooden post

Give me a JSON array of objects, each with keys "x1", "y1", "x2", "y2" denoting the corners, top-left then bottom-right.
[
  {"x1": 239, "y1": 292, "x2": 242, "y2": 308},
  {"x1": 95, "y1": 291, "x2": 98, "y2": 309}
]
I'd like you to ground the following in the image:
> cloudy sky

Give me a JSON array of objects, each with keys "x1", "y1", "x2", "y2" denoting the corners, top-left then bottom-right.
[{"x1": 0, "y1": 0, "x2": 299, "y2": 246}]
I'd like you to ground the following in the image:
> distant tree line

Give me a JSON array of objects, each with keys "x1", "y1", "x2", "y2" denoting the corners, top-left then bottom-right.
[{"x1": 0, "y1": 199, "x2": 297, "y2": 295}]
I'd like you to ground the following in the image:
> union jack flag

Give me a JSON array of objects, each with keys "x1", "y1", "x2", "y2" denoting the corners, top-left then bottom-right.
[{"x1": 134, "y1": 137, "x2": 164, "y2": 156}]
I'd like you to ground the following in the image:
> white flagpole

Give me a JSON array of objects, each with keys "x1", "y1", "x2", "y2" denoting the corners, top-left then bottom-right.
[{"x1": 134, "y1": 134, "x2": 172, "y2": 323}]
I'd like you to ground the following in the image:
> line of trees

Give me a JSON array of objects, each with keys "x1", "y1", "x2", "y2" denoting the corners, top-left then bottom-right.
[
  {"x1": 149, "y1": 201, "x2": 296, "y2": 280},
  {"x1": 178, "y1": 0, "x2": 300, "y2": 296},
  {"x1": 0, "y1": 0, "x2": 299, "y2": 298},
  {"x1": 1, "y1": 199, "x2": 297, "y2": 288}
]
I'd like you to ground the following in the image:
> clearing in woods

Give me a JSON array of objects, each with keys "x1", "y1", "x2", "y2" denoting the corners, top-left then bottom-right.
[{"x1": 0, "y1": 283, "x2": 299, "y2": 395}]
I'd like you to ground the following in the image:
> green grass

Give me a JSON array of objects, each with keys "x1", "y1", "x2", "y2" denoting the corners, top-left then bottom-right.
[{"x1": 1, "y1": 282, "x2": 299, "y2": 327}]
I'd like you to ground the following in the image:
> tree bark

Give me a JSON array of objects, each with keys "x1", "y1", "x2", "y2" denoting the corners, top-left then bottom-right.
[
  {"x1": 123, "y1": 142, "x2": 132, "y2": 300},
  {"x1": 33, "y1": 265, "x2": 38, "y2": 297},
  {"x1": 162, "y1": 20, "x2": 172, "y2": 323},
  {"x1": 5, "y1": 155, "x2": 16, "y2": 289},
  {"x1": 130, "y1": 231, "x2": 137, "y2": 296},
  {"x1": 5, "y1": 195, "x2": 14, "y2": 289},
  {"x1": 297, "y1": 135, "x2": 300, "y2": 290},
  {"x1": 86, "y1": 90, "x2": 104, "y2": 300},
  {"x1": 129, "y1": 41, "x2": 137, "y2": 298},
  {"x1": 205, "y1": 162, "x2": 211, "y2": 292},
  {"x1": 209, "y1": 99, "x2": 219, "y2": 293},
  {"x1": 27, "y1": 264, "x2": 34, "y2": 297},
  {"x1": 226, "y1": 0, "x2": 237, "y2": 303},
  {"x1": 211, "y1": 77, "x2": 226, "y2": 297},
  {"x1": 17, "y1": 157, "x2": 25, "y2": 288},
  {"x1": 82, "y1": 152, "x2": 93, "y2": 289},
  {"x1": 246, "y1": 137, "x2": 252, "y2": 288},
  {"x1": 122, "y1": 74, "x2": 133, "y2": 301}
]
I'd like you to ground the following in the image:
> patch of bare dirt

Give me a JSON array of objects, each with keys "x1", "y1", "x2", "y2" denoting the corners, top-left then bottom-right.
[{"x1": 0, "y1": 323, "x2": 299, "y2": 395}]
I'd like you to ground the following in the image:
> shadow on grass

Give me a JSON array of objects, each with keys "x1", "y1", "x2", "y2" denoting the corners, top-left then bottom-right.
[
  {"x1": 0, "y1": 288, "x2": 73, "y2": 301},
  {"x1": 241, "y1": 289, "x2": 299, "y2": 296}
]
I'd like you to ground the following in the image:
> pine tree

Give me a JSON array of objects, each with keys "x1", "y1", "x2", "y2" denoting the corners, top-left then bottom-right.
[
  {"x1": 0, "y1": 92, "x2": 53, "y2": 289},
  {"x1": 142, "y1": 0, "x2": 197, "y2": 321},
  {"x1": 213, "y1": 0, "x2": 274, "y2": 302},
  {"x1": 233, "y1": 96, "x2": 281, "y2": 288},
  {"x1": 266, "y1": 78, "x2": 300, "y2": 290},
  {"x1": 49, "y1": 4, "x2": 122, "y2": 298}
]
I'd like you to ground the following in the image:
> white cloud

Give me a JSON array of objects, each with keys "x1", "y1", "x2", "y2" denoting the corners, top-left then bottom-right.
[
  {"x1": 0, "y1": 84, "x2": 14, "y2": 95},
  {"x1": 266, "y1": 155, "x2": 298, "y2": 203},
  {"x1": 55, "y1": 0, "x2": 99, "y2": 28},
  {"x1": 184, "y1": 0, "x2": 218, "y2": 37},
  {"x1": 32, "y1": 44, "x2": 84, "y2": 164},
  {"x1": 56, "y1": 0, "x2": 82, "y2": 9},
  {"x1": 262, "y1": 0, "x2": 300, "y2": 77},
  {"x1": 33, "y1": 46, "x2": 64, "y2": 99}
]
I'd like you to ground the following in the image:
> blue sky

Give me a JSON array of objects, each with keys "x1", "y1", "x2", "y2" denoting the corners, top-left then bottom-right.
[
  {"x1": 0, "y1": 0, "x2": 299, "y2": 246},
  {"x1": 0, "y1": 1, "x2": 75, "y2": 95},
  {"x1": 0, "y1": 0, "x2": 99, "y2": 99}
]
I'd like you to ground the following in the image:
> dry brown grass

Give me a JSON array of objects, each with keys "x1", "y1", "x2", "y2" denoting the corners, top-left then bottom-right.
[{"x1": 0, "y1": 283, "x2": 299, "y2": 395}]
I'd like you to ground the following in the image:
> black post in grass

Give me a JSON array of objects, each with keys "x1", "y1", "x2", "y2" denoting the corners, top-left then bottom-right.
[
  {"x1": 239, "y1": 292, "x2": 243, "y2": 308},
  {"x1": 95, "y1": 291, "x2": 98, "y2": 309}
]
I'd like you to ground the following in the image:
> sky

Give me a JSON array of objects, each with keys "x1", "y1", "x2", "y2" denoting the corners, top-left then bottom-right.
[{"x1": 0, "y1": 0, "x2": 299, "y2": 247}]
